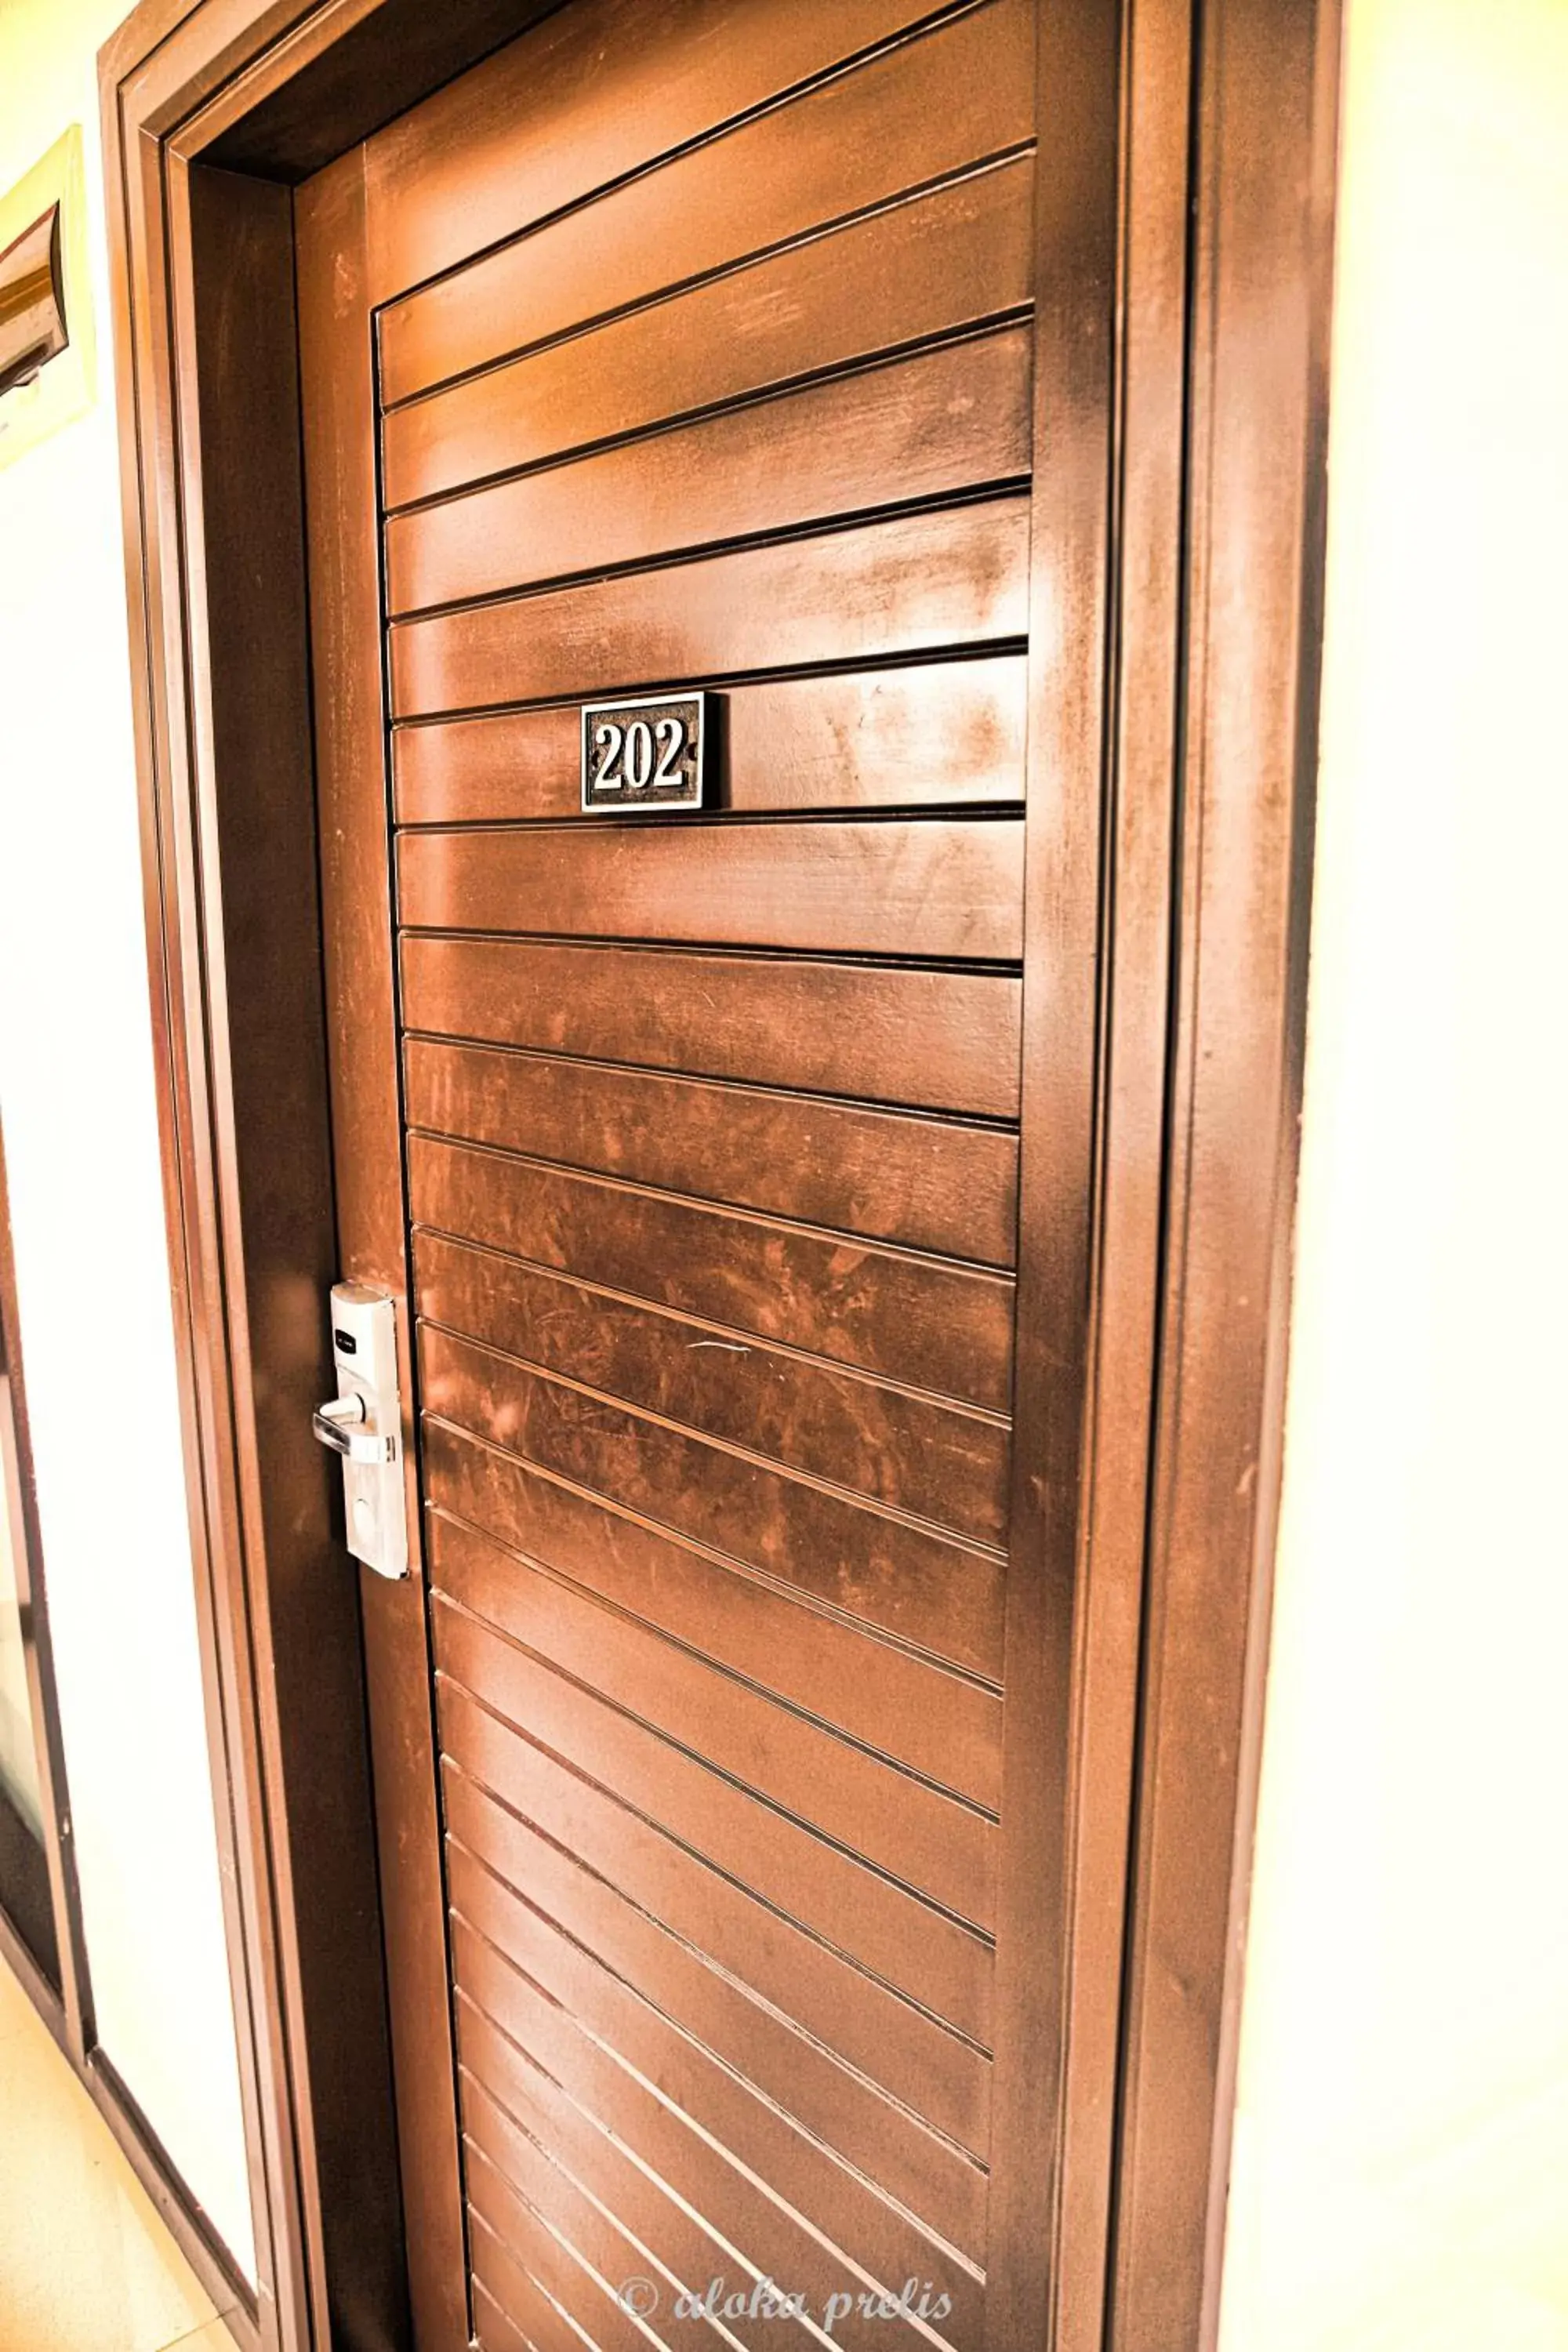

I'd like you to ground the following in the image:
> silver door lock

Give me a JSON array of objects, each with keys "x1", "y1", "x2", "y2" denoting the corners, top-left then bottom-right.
[{"x1": 312, "y1": 1283, "x2": 408, "y2": 1579}]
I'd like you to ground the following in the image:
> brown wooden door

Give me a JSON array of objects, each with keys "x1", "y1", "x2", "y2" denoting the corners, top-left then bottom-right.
[{"x1": 299, "y1": 4, "x2": 1104, "y2": 2345}]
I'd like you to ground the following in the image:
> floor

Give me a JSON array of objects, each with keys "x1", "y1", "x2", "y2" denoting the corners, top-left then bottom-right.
[{"x1": 0, "y1": 1955, "x2": 238, "y2": 2352}]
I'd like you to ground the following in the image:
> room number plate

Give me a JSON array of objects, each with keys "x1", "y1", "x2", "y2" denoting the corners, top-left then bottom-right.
[{"x1": 581, "y1": 691, "x2": 709, "y2": 812}]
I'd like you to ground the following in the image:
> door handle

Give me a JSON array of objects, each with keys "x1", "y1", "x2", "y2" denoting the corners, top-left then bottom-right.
[
  {"x1": 312, "y1": 1392, "x2": 394, "y2": 1465},
  {"x1": 316, "y1": 1284, "x2": 408, "y2": 1579}
]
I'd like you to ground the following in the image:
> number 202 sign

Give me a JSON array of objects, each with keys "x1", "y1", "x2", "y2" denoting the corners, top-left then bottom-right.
[{"x1": 581, "y1": 691, "x2": 709, "y2": 813}]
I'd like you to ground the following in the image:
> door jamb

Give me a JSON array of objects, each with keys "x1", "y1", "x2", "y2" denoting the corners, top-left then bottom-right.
[{"x1": 96, "y1": 2, "x2": 1341, "y2": 2346}]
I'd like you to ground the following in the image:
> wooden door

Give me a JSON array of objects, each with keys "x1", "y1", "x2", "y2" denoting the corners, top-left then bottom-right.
[{"x1": 299, "y1": 3, "x2": 1102, "y2": 2344}]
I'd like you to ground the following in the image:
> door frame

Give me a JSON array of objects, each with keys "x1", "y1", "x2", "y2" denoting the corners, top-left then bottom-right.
[{"x1": 96, "y1": 2, "x2": 1340, "y2": 2347}]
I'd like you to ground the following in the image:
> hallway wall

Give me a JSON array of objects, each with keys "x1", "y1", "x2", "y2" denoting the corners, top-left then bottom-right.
[
  {"x1": 1219, "y1": 3, "x2": 1568, "y2": 2347},
  {"x1": 0, "y1": 0, "x2": 256, "y2": 2283}
]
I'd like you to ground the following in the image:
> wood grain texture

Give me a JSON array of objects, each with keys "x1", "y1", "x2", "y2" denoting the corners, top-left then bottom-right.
[
  {"x1": 189, "y1": 162, "x2": 416, "y2": 2352},
  {"x1": 463, "y1": 2114, "x2": 651, "y2": 2352},
  {"x1": 325, "y1": 1, "x2": 1100, "y2": 2340},
  {"x1": 383, "y1": 157, "x2": 1034, "y2": 509},
  {"x1": 465, "y1": 2239, "x2": 540, "y2": 2352},
  {"x1": 448, "y1": 1875, "x2": 982, "y2": 2341},
  {"x1": 414, "y1": 1230, "x2": 1011, "y2": 1546},
  {"x1": 378, "y1": 1, "x2": 1032, "y2": 2339},
  {"x1": 441, "y1": 1691, "x2": 992, "y2": 2149},
  {"x1": 445, "y1": 1772, "x2": 989, "y2": 2261},
  {"x1": 464, "y1": 2073, "x2": 953, "y2": 2352},
  {"x1": 405, "y1": 1038, "x2": 1018, "y2": 1263},
  {"x1": 401, "y1": 935, "x2": 1023, "y2": 1117},
  {"x1": 376, "y1": 0, "x2": 1033, "y2": 394},
  {"x1": 465, "y1": 2109, "x2": 679, "y2": 2352},
  {"x1": 387, "y1": 326, "x2": 1030, "y2": 612},
  {"x1": 365, "y1": 0, "x2": 989, "y2": 305},
  {"x1": 389, "y1": 496, "x2": 1030, "y2": 717},
  {"x1": 463, "y1": 2045, "x2": 794, "y2": 2352},
  {"x1": 408, "y1": 1137, "x2": 1015, "y2": 1410},
  {"x1": 470, "y1": 2271, "x2": 531, "y2": 2352},
  {"x1": 431, "y1": 1526, "x2": 996, "y2": 1929},
  {"x1": 398, "y1": 814, "x2": 1025, "y2": 963},
  {"x1": 1109, "y1": 3, "x2": 1342, "y2": 2345},
  {"x1": 423, "y1": 1343, "x2": 1005, "y2": 1687},
  {"x1": 468, "y1": 2076, "x2": 848, "y2": 2352},
  {"x1": 1047, "y1": 8, "x2": 1196, "y2": 2343},
  {"x1": 393, "y1": 655, "x2": 1029, "y2": 824},
  {"x1": 979, "y1": 0, "x2": 1123, "y2": 2342},
  {"x1": 296, "y1": 148, "x2": 469, "y2": 2352},
  {"x1": 437, "y1": 1621, "x2": 994, "y2": 2046},
  {"x1": 423, "y1": 1451, "x2": 1004, "y2": 1802}
]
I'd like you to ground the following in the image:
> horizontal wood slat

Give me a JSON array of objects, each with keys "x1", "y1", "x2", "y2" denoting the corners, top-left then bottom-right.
[
  {"x1": 464, "y1": 2032, "x2": 922, "y2": 2352},
  {"x1": 469, "y1": 2270, "x2": 532, "y2": 2352},
  {"x1": 387, "y1": 326, "x2": 1030, "y2": 615},
  {"x1": 472, "y1": 2228, "x2": 590, "y2": 2352},
  {"x1": 423, "y1": 1479, "x2": 1001, "y2": 1806},
  {"x1": 408, "y1": 1138, "x2": 1015, "y2": 1412},
  {"x1": 441, "y1": 1693, "x2": 992, "y2": 2147},
  {"x1": 435, "y1": 1617, "x2": 994, "y2": 2044},
  {"x1": 377, "y1": 0, "x2": 1033, "y2": 396},
  {"x1": 388, "y1": 496, "x2": 1029, "y2": 718},
  {"x1": 449, "y1": 1867, "x2": 982, "y2": 2339},
  {"x1": 366, "y1": 0, "x2": 996, "y2": 307},
  {"x1": 423, "y1": 1340, "x2": 1004, "y2": 1692},
  {"x1": 383, "y1": 157, "x2": 1034, "y2": 510},
  {"x1": 414, "y1": 1233, "x2": 1011, "y2": 1549},
  {"x1": 405, "y1": 1039, "x2": 1018, "y2": 1265},
  {"x1": 446, "y1": 1769, "x2": 989, "y2": 2256},
  {"x1": 398, "y1": 814, "x2": 1025, "y2": 964},
  {"x1": 466, "y1": 2096, "x2": 688, "y2": 2352},
  {"x1": 464, "y1": 2128, "x2": 651, "y2": 2352},
  {"x1": 427, "y1": 1448, "x2": 1000, "y2": 1903},
  {"x1": 463, "y1": 2037, "x2": 776, "y2": 2352},
  {"x1": 393, "y1": 655, "x2": 1029, "y2": 826},
  {"x1": 470, "y1": 2205, "x2": 598, "y2": 2352},
  {"x1": 401, "y1": 936, "x2": 1023, "y2": 1119},
  {"x1": 462, "y1": 2031, "x2": 967, "y2": 2352}
]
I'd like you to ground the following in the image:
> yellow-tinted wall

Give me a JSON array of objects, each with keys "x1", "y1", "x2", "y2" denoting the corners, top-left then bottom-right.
[
  {"x1": 1219, "y1": 2, "x2": 1568, "y2": 2346},
  {"x1": 0, "y1": 0, "x2": 256, "y2": 2281}
]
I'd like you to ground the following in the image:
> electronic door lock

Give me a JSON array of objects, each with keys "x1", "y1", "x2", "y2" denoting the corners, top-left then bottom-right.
[{"x1": 312, "y1": 1283, "x2": 408, "y2": 1580}]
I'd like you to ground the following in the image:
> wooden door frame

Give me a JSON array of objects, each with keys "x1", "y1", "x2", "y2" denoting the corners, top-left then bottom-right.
[{"x1": 96, "y1": 2, "x2": 1340, "y2": 2347}]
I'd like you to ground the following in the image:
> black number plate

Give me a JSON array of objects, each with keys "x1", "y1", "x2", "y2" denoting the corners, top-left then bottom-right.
[{"x1": 581, "y1": 691, "x2": 708, "y2": 812}]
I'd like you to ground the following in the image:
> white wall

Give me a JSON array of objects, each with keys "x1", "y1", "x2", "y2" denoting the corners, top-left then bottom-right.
[
  {"x1": 1220, "y1": 2, "x2": 1568, "y2": 2347},
  {"x1": 0, "y1": 0, "x2": 256, "y2": 2281}
]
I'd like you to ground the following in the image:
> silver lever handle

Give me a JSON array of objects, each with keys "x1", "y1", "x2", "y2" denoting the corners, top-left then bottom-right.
[{"x1": 312, "y1": 1392, "x2": 394, "y2": 1465}]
